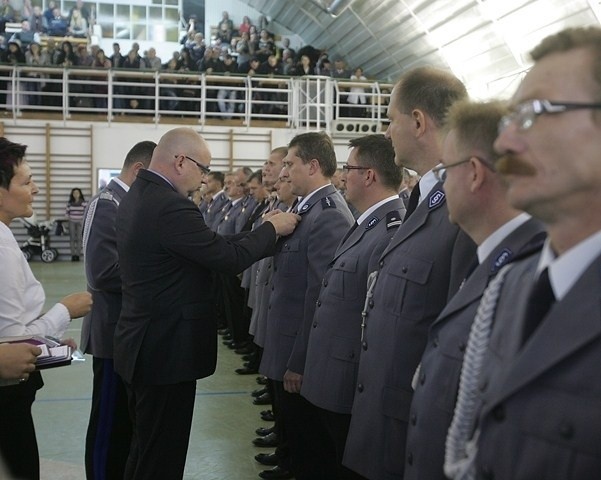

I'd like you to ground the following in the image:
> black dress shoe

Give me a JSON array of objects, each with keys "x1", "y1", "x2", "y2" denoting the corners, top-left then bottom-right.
[
  {"x1": 261, "y1": 411, "x2": 275, "y2": 422},
  {"x1": 259, "y1": 466, "x2": 294, "y2": 479},
  {"x1": 255, "y1": 452, "x2": 279, "y2": 466},
  {"x1": 217, "y1": 328, "x2": 230, "y2": 335},
  {"x1": 256, "y1": 376, "x2": 268, "y2": 385},
  {"x1": 252, "y1": 387, "x2": 267, "y2": 397},
  {"x1": 255, "y1": 426, "x2": 274, "y2": 436},
  {"x1": 222, "y1": 339, "x2": 235, "y2": 346},
  {"x1": 235, "y1": 366, "x2": 258, "y2": 375},
  {"x1": 235, "y1": 345, "x2": 254, "y2": 355},
  {"x1": 228, "y1": 341, "x2": 249, "y2": 350},
  {"x1": 253, "y1": 392, "x2": 271, "y2": 406},
  {"x1": 242, "y1": 354, "x2": 256, "y2": 362},
  {"x1": 253, "y1": 432, "x2": 278, "y2": 447},
  {"x1": 221, "y1": 333, "x2": 233, "y2": 341}
]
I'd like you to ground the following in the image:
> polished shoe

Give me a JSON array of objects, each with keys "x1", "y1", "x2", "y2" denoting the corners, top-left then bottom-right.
[
  {"x1": 253, "y1": 432, "x2": 278, "y2": 448},
  {"x1": 242, "y1": 354, "x2": 256, "y2": 362},
  {"x1": 222, "y1": 333, "x2": 233, "y2": 341},
  {"x1": 217, "y1": 328, "x2": 230, "y2": 335},
  {"x1": 235, "y1": 345, "x2": 254, "y2": 355},
  {"x1": 253, "y1": 392, "x2": 271, "y2": 406},
  {"x1": 252, "y1": 387, "x2": 267, "y2": 398},
  {"x1": 255, "y1": 425, "x2": 274, "y2": 436},
  {"x1": 256, "y1": 376, "x2": 268, "y2": 385},
  {"x1": 254, "y1": 452, "x2": 279, "y2": 466},
  {"x1": 260, "y1": 410, "x2": 275, "y2": 422},
  {"x1": 228, "y1": 341, "x2": 249, "y2": 350},
  {"x1": 259, "y1": 466, "x2": 294, "y2": 479},
  {"x1": 222, "y1": 339, "x2": 235, "y2": 346},
  {"x1": 235, "y1": 366, "x2": 258, "y2": 375}
]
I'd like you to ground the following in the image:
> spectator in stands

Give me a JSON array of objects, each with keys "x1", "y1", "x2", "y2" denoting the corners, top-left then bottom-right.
[
  {"x1": 159, "y1": 57, "x2": 179, "y2": 111},
  {"x1": 257, "y1": 14, "x2": 270, "y2": 32},
  {"x1": 76, "y1": 44, "x2": 92, "y2": 66},
  {"x1": 217, "y1": 22, "x2": 233, "y2": 45},
  {"x1": 189, "y1": 32, "x2": 205, "y2": 65},
  {"x1": 68, "y1": 0, "x2": 91, "y2": 26},
  {"x1": 144, "y1": 47, "x2": 161, "y2": 70},
  {"x1": 122, "y1": 49, "x2": 144, "y2": 111},
  {"x1": 68, "y1": 8, "x2": 88, "y2": 39},
  {"x1": 236, "y1": 31, "x2": 253, "y2": 66},
  {"x1": 24, "y1": 41, "x2": 48, "y2": 106},
  {"x1": 218, "y1": 11, "x2": 234, "y2": 32},
  {"x1": 249, "y1": 32, "x2": 260, "y2": 57},
  {"x1": 317, "y1": 57, "x2": 332, "y2": 76},
  {"x1": 28, "y1": 6, "x2": 47, "y2": 34},
  {"x1": 257, "y1": 55, "x2": 283, "y2": 115},
  {"x1": 216, "y1": 54, "x2": 238, "y2": 117},
  {"x1": 177, "y1": 47, "x2": 195, "y2": 71},
  {"x1": 66, "y1": 187, "x2": 87, "y2": 261},
  {"x1": 92, "y1": 48, "x2": 110, "y2": 108},
  {"x1": 278, "y1": 37, "x2": 296, "y2": 61},
  {"x1": 9, "y1": 21, "x2": 40, "y2": 51},
  {"x1": 110, "y1": 42, "x2": 124, "y2": 68},
  {"x1": 198, "y1": 46, "x2": 221, "y2": 73},
  {"x1": 47, "y1": 7, "x2": 67, "y2": 37},
  {"x1": 2, "y1": 39, "x2": 25, "y2": 65},
  {"x1": 43, "y1": 1, "x2": 55, "y2": 24},
  {"x1": 256, "y1": 29, "x2": 275, "y2": 63},
  {"x1": 239, "y1": 15, "x2": 252, "y2": 35},
  {"x1": 238, "y1": 56, "x2": 260, "y2": 75},
  {"x1": 332, "y1": 57, "x2": 351, "y2": 78},
  {"x1": 347, "y1": 66, "x2": 368, "y2": 117},
  {"x1": 281, "y1": 50, "x2": 295, "y2": 75},
  {"x1": 293, "y1": 54, "x2": 315, "y2": 76},
  {"x1": 0, "y1": 0, "x2": 15, "y2": 36}
]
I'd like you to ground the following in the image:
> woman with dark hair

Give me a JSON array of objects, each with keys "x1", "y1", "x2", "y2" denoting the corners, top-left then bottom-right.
[
  {"x1": 65, "y1": 187, "x2": 86, "y2": 261},
  {"x1": 56, "y1": 40, "x2": 77, "y2": 67},
  {"x1": 0, "y1": 137, "x2": 91, "y2": 480}
]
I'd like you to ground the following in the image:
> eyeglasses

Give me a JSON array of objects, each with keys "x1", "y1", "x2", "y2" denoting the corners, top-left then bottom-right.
[
  {"x1": 342, "y1": 164, "x2": 370, "y2": 172},
  {"x1": 433, "y1": 156, "x2": 495, "y2": 183},
  {"x1": 498, "y1": 99, "x2": 601, "y2": 134},
  {"x1": 177, "y1": 155, "x2": 211, "y2": 175}
]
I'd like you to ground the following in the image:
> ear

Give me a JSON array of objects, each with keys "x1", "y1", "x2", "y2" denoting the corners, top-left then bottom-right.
[
  {"x1": 174, "y1": 155, "x2": 186, "y2": 174},
  {"x1": 364, "y1": 168, "x2": 376, "y2": 187},
  {"x1": 308, "y1": 158, "x2": 320, "y2": 175},
  {"x1": 411, "y1": 109, "x2": 427, "y2": 137},
  {"x1": 469, "y1": 156, "x2": 486, "y2": 193}
]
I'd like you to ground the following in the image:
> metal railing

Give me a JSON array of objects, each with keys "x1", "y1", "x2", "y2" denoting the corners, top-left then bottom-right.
[{"x1": 0, "y1": 65, "x2": 392, "y2": 131}]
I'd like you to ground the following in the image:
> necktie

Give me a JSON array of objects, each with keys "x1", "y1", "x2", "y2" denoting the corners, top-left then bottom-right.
[
  {"x1": 521, "y1": 268, "x2": 555, "y2": 346},
  {"x1": 404, "y1": 182, "x2": 421, "y2": 219},
  {"x1": 340, "y1": 221, "x2": 359, "y2": 245},
  {"x1": 444, "y1": 264, "x2": 514, "y2": 480}
]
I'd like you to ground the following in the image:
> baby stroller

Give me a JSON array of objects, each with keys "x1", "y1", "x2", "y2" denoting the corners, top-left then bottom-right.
[{"x1": 18, "y1": 217, "x2": 60, "y2": 263}]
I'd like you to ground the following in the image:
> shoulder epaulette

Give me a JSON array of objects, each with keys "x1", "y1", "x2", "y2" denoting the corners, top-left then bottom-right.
[
  {"x1": 386, "y1": 211, "x2": 403, "y2": 229},
  {"x1": 321, "y1": 196, "x2": 337, "y2": 209}
]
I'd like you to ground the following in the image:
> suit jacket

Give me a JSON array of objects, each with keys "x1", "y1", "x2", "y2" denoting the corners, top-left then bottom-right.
[
  {"x1": 475, "y1": 249, "x2": 601, "y2": 479},
  {"x1": 114, "y1": 169, "x2": 277, "y2": 385},
  {"x1": 403, "y1": 218, "x2": 545, "y2": 480},
  {"x1": 203, "y1": 191, "x2": 229, "y2": 231},
  {"x1": 80, "y1": 178, "x2": 127, "y2": 358},
  {"x1": 259, "y1": 184, "x2": 354, "y2": 381},
  {"x1": 343, "y1": 183, "x2": 477, "y2": 480},
  {"x1": 301, "y1": 197, "x2": 406, "y2": 414}
]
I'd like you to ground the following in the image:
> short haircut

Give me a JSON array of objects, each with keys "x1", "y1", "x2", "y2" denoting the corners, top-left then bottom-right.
[
  {"x1": 0, "y1": 137, "x2": 27, "y2": 189},
  {"x1": 288, "y1": 131, "x2": 337, "y2": 177},
  {"x1": 248, "y1": 169, "x2": 263, "y2": 183},
  {"x1": 530, "y1": 26, "x2": 601, "y2": 102},
  {"x1": 445, "y1": 100, "x2": 509, "y2": 165},
  {"x1": 208, "y1": 171, "x2": 225, "y2": 187},
  {"x1": 349, "y1": 134, "x2": 402, "y2": 190},
  {"x1": 239, "y1": 166, "x2": 253, "y2": 179},
  {"x1": 395, "y1": 66, "x2": 468, "y2": 127},
  {"x1": 271, "y1": 146, "x2": 288, "y2": 158},
  {"x1": 123, "y1": 140, "x2": 156, "y2": 170}
]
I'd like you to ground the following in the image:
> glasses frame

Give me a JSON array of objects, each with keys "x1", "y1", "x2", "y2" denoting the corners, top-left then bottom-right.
[
  {"x1": 498, "y1": 99, "x2": 601, "y2": 134},
  {"x1": 433, "y1": 156, "x2": 495, "y2": 183},
  {"x1": 177, "y1": 154, "x2": 211, "y2": 175},
  {"x1": 342, "y1": 164, "x2": 370, "y2": 172}
]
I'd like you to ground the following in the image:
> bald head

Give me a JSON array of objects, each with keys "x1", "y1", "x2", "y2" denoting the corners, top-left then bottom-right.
[{"x1": 150, "y1": 127, "x2": 212, "y2": 196}]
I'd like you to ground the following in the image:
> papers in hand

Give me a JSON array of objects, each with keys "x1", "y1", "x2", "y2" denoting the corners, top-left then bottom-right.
[{"x1": 0, "y1": 335, "x2": 73, "y2": 370}]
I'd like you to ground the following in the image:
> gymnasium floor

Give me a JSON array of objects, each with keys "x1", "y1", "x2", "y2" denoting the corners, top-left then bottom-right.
[{"x1": 31, "y1": 261, "x2": 271, "y2": 480}]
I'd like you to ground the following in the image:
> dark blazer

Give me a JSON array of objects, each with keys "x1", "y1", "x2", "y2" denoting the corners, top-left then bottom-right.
[
  {"x1": 80, "y1": 178, "x2": 127, "y2": 358},
  {"x1": 475, "y1": 249, "x2": 601, "y2": 479},
  {"x1": 343, "y1": 183, "x2": 477, "y2": 480},
  {"x1": 301, "y1": 197, "x2": 406, "y2": 414},
  {"x1": 259, "y1": 184, "x2": 354, "y2": 381},
  {"x1": 114, "y1": 169, "x2": 278, "y2": 385},
  {"x1": 403, "y1": 218, "x2": 545, "y2": 480}
]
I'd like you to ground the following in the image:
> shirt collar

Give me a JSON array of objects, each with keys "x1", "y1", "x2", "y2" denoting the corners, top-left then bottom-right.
[
  {"x1": 356, "y1": 195, "x2": 400, "y2": 226},
  {"x1": 296, "y1": 183, "x2": 331, "y2": 212},
  {"x1": 477, "y1": 213, "x2": 531, "y2": 264}
]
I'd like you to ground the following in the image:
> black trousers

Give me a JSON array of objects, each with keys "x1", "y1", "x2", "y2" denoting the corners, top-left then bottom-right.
[
  {"x1": 274, "y1": 380, "x2": 337, "y2": 480},
  {"x1": 0, "y1": 372, "x2": 43, "y2": 480},
  {"x1": 219, "y1": 273, "x2": 248, "y2": 344},
  {"x1": 85, "y1": 357, "x2": 132, "y2": 480},
  {"x1": 124, "y1": 380, "x2": 196, "y2": 480}
]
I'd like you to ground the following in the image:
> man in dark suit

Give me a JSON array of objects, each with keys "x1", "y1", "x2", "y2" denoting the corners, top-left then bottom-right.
[
  {"x1": 259, "y1": 131, "x2": 354, "y2": 479},
  {"x1": 81, "y1": 140, "x2": 156, "y2": 480},
  {"x1": 444, "y1": 27, "x2": 601, "y2": 480},
  {"x1": 343, "y1": 67, "x2": 477, "y2": 480},
  {"x1": 301, "y1": 134, "x2": 406, "y2": 480},
  {"x1": 403, "y1": 100, "x2": 545, "y2": 480},
  {"x1": 114, "y1": 127, "x2": 300, "y2": 480}
]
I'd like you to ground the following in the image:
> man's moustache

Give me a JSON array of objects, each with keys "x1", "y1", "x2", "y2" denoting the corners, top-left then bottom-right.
[{"x1": 495, "y1": 155, "x2": 537, "y2": 176}]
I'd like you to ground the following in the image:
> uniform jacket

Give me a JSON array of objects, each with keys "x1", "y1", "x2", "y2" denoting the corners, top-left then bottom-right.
[
  {"x1": 216, "y1": 196, "x2": 245, "y2": 236},
  {"x1": 203, "y1": 191, "x2": 229, "y2": 231},
  {"x1": 301, "y1": 197, "x2": 406, "y2": 414},
  {"x1": 80, "y1": 178, "x2": 127, "y2": 358},
  {"x1": 114, "y1": 169, "x2": 277, "y2": 385},
  {"x1": 259, "y1": 184, "x2": 354, "y2": 381},
  {"x1": 475, "y1": 250, "x2": 601, "y2": 480},
  {"x1": 404, "y1": 218, "x2": 545, "y2": 480},
  {"x1": 343, "y1": 183, "x2": 477, "y2": 480}
]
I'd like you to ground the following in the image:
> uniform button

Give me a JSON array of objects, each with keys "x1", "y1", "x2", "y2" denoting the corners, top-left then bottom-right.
[
  {"x1": 316, "y1": 300, "x2": 321, "y2": 307},
  {"x1": 492, "y1": 404, "x2": 505, "y2": 422},
  {"x1": 271, "y1": 285, "x2": 274, "y2": 291},
  {"x1": 312, "y1": 322, "x2": 317, "y2": 328},
  {"x1": 459, "y1": 342, "x2": 466, "y2": 352},
  {"x1": 407, "y1": 452, "x2": 413, "y2": 465},
  {"x1": 419, "y1": 372, "x2": 426, "y2": 385},
  {"x1": 362, "y1": 341, "x2": 368, "y2": 351},
  {"x1": 411, "y1": 414, "x2": 417, "y2": 426},
  {"x1": 340, "y1": 262, "x2": 345, "y2": 267},
  {"x1": 323, "y1": 279, "x2": 328, "y2": 287},
  {"x1": 402, "y1": 266, "x2": 408, "y2": 274},
  {"x1": 357, "y1": 383, "x2": 364, "y2": 393},
  {"x1": 559, "y1": 423, "x2": 574, "y2": 439},
  {"x1": 379, "y1": 260, "x2": 384, "y2": 268},
  {"x1": 368, "y1": 299, "x2": 374, "y2": 308},
  {"x1": 432, "y1": 336, "x2": 439, "y2": 348}
]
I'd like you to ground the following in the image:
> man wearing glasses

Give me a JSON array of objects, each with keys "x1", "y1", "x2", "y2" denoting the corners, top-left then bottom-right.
[
  {"x1": 300, "y1": 134, "x2": 406, "y2": 480},
  {"x1": 446, "y1": 27, "x2": 601, "y2": 480},
  {"x1": 403, "y1": 100, "x2": 545, "y2": 480},
  {"x1": 343, "y1": 67, "x2": 477, "y2": 480},
  {"x1": 114, "y1": 127, "x2": 300, "y2": 480}
]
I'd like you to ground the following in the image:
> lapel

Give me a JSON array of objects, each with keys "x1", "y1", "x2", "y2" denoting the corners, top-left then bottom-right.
[
  {"x1": 486, "y1": 253, "x2": 601, "y2": 410},
  {"x1": 380, "y1": 183, "x2": 446, "y2": 258}
]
